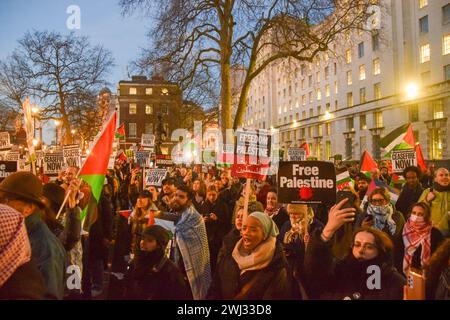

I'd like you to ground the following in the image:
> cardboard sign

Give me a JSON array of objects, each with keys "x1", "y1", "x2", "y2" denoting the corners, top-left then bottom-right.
[
  {"x1": 141, "y1": 134, "x2": 155, "y2": 148},
  {"x1": 391, "y1": 149, "x2": 417, "y2": 173},
  {"x1": 232, "y1": 129, "x2": 271, "y2": 180},
  {"x1": 63, "y1": 145, "x2": 81, "y2": 168},
  {"x1": 0, "y1": 161, "x2": 18, "y2": 182},
  {"x1": 5, "y1": 151, "x2": 20, "y2": 161},
  {"x1": 155, "y1": 155, "x2": 173, "y2": 168},
  {"x1": 144, "y1": 169, "x2": 167, "y2": 187},
  {"x1": 288, "y1": 147, "x2": 306, "y2": 161},
  {"x1": 277, "y1": 161, "x2": 336, "y2": 205},
  {"x1": 43, "y1": 152, "x2": 65, "y2": 175},
  {"x1": 17, "y1": 159, "x2": 30, "y2": 172},
  {"x1": 0, "y1": 132, "x2": 11, "y2": 150},
  {"x1": 136, "y1": 151, "x2": 151, "y2": 167}
]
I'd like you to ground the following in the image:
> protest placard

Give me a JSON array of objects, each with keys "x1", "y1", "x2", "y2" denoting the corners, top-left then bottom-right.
[
  {"x1": 0, "y1": 161, "x2": 17, "y2": 182},
  {"x1": 277, "y1": 161, "x2": 336, "y2": 205},
  {"x1": 288, "y1": 147, "x2": 306, "y2": 161},
  {"x1": 63, "y1": 145, "x2": 81, "y2": 168},
  {"x1": 17, "y1": 159, "x2": 30, "y2": 172},
  {"x1": 136, "y1": 150, "x2": 151, "y2": 167},
  {"x1": 5, "y1": 151, "x2": 20, "y2": 161},
  {"x1": 155, "y1": 155, "x2": 173, "y2": 168},
  {"x1": 391, "y1": 149, "x2": 417, "y2": 173},
  {"x1": 0, "y1": 132, "x2": 11, "y2": 150},
  {"x1": 144, "y1": 169, "x2": 167, "y2": 187},
  {"x1": 43, "y1": 152, "x2": 65, "y2": 175},
  {"x1": 141, "y1": 134, "x2": 155, "y2": 148}
]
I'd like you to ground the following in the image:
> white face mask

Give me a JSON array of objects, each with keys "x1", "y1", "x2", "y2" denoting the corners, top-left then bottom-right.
[{"x1": 409, "y1": 214, "x2": 424, "y2": 223}]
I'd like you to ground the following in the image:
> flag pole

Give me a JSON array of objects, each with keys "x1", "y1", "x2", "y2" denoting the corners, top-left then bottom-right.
[{"x1": 56, "y1": 112, "x2": 117, "y2": 220}]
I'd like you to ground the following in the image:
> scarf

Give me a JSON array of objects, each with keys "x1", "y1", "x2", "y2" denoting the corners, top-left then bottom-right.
[
  {"x1": 0, "y1": 204, "x2": 32, "y2": 287},
  {"x1": 402, "y1": 216, "x2": 432, "y2": 274},
  {"x1": 432, "y1": 182, "x2": 450, "y2": 193},
  {"x1": 264, "y1": 204, "x2": 283, "y2": 218},
  {"x1": 366, "y1": 204, "x2": 397, "y2": 235},
  {"x1": 232, "y1": 236, "x2": 276, "y2": 274}
]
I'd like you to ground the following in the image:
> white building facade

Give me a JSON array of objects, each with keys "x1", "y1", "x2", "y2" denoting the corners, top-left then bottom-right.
[{"x1": 244, "y1": 0, "x2": 450, "y2": 161}]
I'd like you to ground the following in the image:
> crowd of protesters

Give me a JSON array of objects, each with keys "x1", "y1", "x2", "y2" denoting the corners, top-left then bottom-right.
[{"x1": 0, "y1": 159, "x2": 449, "y2": 300}]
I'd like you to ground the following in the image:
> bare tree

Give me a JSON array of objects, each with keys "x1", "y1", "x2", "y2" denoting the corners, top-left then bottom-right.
[
  {"x1": 120, "y1": 0, "x2": 376, "y2": 134},
  {"x1": 1, "y1": 30, "x2": 114, "y2": 144}
]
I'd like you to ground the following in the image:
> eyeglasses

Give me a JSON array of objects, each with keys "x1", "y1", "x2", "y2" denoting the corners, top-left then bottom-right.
[
  {"x1": 353, "y1": 242, "x2": 377, "y2": 251},
  {"x1": 370, "y1": 198, "x2": 386, "y2": 205}
]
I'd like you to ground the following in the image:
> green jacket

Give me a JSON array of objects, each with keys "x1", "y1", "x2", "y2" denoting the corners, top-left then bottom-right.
[
  {"x1": 25, "y1": 212, "x2": 67, "y2": 300},
  {"x1": 419, "y1": 188, "x2": 449, "y2": 236}
]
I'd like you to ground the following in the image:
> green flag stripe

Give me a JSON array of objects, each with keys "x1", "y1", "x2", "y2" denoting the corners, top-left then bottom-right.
[{"x1": 79, "y1": 174, "x2": 105, "y2": 202}]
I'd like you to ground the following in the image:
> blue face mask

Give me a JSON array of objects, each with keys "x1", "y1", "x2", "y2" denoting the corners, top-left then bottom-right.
[{"x1": 369, "y1": 204, "x2": 390, "y2": 216}]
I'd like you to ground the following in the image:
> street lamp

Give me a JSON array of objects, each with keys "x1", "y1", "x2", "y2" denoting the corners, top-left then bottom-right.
[
  {"x1": 54, "y1": 119, "x2": 61, "y2": 146},
  {"x1": 405, "y1": 83, "x2": 419, "y2": 100},
  {"x1": 32, "y1": 138, "x2": 39, "y2": 147}
]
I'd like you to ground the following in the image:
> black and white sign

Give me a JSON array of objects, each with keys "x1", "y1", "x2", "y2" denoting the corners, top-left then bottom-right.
[
  {"x1": 288, "y1": 147, "x2": 306, "y2": 161},
  {"x1": 391, "y1": 149, "x2": 417, "y2": 173},
  {"x1": 277, "y1": 161, "x2": 336, "y2": 205},
  {"x1": 155, "y1": 155, "x2": 173, "y2": 168},
  {"x1": 0, "y1": 132, "x2": 11, "y2": 150},
  {"x1": 44, "y1": 152, "x2": 65, "y2": 175},
  {"x1": 0, "y1": 161, "x2": 17, "y2": 182},
  {"x1": 144, "y1": 169, "x2": 167, "y2": 187},
  {"x1": 5, "y1": 151, "x2": 20, "y2": 161},
  {"x1": 63, "y1": 145, "x2": 81, "y2": 168},
  {"x1": 141, "y1": 134, "x2": 155, "y2": 148},
  {"x1": 136, "y1": 151, "x2": 151, "y2": 167},
  {"x1": 235, "y1": 129, "x2": 271, "y2": 165}
]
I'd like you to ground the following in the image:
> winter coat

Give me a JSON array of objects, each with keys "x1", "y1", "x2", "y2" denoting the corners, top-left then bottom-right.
[
  {"x1": 0, "y1": 259, "x2": 45, "y2": 300},
  {"x1": 208, "y1": 240, "x2": 292, "y2": 300},
  {"x1": 269, "y1": 207, "x2": 290, "y2": 231},
  {"x1": 419, "y1": 188, "x2": 450, "y2": 236},
  {"x1": 396, "y1": 184, "x2": 424, "y2": 218},
  {"x1": 25, "y1": 212, "x2": 67, "y2": 300},
  {"x1": 304, "y1": 229, "x2": 405, "y2": 300}
]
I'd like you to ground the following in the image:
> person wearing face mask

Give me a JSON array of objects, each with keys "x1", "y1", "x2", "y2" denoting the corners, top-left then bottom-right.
[
  {"x1": 264, "y1": 190, "x2": 289, "y2": 230},
  {"x1": 400, "y1": 202, "x2": 444, "y2": 276},
  {"x1": 278, "y1": 204, "x2": 323, "y2": 299},
  {"x1": 208, "y1": 211, "x2": 292, "y2": 300},
  {"x1": 419, "y1": 167, "x2": 450, "y2": 237},
  {"x1": 304, "y1": 198, "x2": 405, "y2": 300},
  {"x1": 124, "y1": 225, "x2": 191, "y2": 300},
  {"x1": 358, "y1": 187, "x2": 405, "y2": 239},
  {"x1": 396, "y1": 166, "x2": 424, "y2": 219}
]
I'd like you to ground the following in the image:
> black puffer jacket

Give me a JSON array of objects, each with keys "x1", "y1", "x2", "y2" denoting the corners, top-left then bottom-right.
[{"x1": 208, "y1": 240, "x2": 292, "y2": 300}]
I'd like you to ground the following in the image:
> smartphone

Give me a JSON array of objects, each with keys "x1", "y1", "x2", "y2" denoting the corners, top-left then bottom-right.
[
  {"x1": 336, "y1": 191, "x2": 356, "y2": 209},
  {"x1": 404, "y1": 268, "x2": 426, "y2": 300}
]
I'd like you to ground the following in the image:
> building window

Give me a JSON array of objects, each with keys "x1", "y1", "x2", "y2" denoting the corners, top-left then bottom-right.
[
  {"x1": 419, "y1": 0, "x2": 428, "y2": 9},
  {"x1": 144, "y1": 123, "x2": 153, "y2": 134},
  {"x1": 359, "y1": 65, "x2": 366, "y2": 80},
  {"x1": 360, "y1": 87, "x2": 366, "y2": 104},
  {"x1": 145, "y1": 104, "x2": 153, "y2": 115},
  {"x1": 316, "y1": 72, "x2": 321, "y2": 83},
  {"x1": 296, "y1": 113, "x2": 299, "y2": 120},
  {"x1": 308, "y1": 127, "x2": 313, "y2": 138},
  {"x1": 161, "y1": 104, "x2": 169, "y2": 114},
  {"x1": 358, "y1": 42, "x2": 365, "y2": 58},
  {"x1": 374, "y1": 111, "x2": 383, "y2": 128},
  {"x1": 374, "y1": 83, "x2": 381, "y2": 99},
  {"x1": 326, "y1": 103, "x2": 330, "y2": 112},
  {"x1": 433, "y1": 100, "x2": 444, "y2": 119},
  {"x1": 334, "y1": 81, "x2": 338, "y2": 94},
  {"x1": 325, "y1": 66, "x2": 330, "y2": 80},
  {"x1": 317, "y1": 106, "x2": 322, "y2": 115},
  {"x1": 347, "y1": 92, "x2": 354, "y2": 107},
  {"x1": 373, "y1": 58, "x2": 381, "y2": 75},
  {"x1": 325, "y1": 85, "x2": 330, "y2": 97},
  {"x1": 372, "y1": 32, "x2": 380, "y2": 51},
  {"x1": 360, "y1": 136, "x2": 367, "y2": 157},
  {"x1": 129, "y1": 87, "x2": 137, "y2": 95},
  {"x1": 360, "y1": 115, "x2": 367, "y2": 130},
  {"x1": 419, "y1": 16, "x2": 429, "y2": 33},
  {"x1": 326, "y1": 141, "x2": 332, "y2": 160},
  {"x1": 421, "y1": 71, "x2": 431, "y2": 85},
  {"x1": 161, "y1": 88, "x2": 169, "y2": 95},
  {"x1": 334, "y1": 63, "x2": 337, "y2": 75},
  {"x1": 445, "y1": 65, "x2": 450, "y2": 80},
  {"x1": 301, "y1": 128, "x2": 306, "y2": 138},
  {"x1": 420, "y1": 44, "x2": 430, "y2": 63},
  {"x1": 347, "y1": 71, "x2": 352, "y2": 85},
  {"x1": 309, "y1": 92, "x2": 313, "y2": 103},
  {"x1": 302, "y1": 111, "x2": 306, "y2": 119},
  {"x1": 347, "y1": 118, "x2": 354, "y2": 131},
  {"x1": 129, "y1": 103, "x2": 137, "y2": 114},
  {"x1": 335, "y1": 100, "x2": 338, "y2": 110},
  {"x1": 129, "y1": 123, "x2": 137, "y2": 137},
  {"x1": 443, "y1": 35, "x2": 450, "y2": 55},
  {"x1": 309, "y1": 108, "x2": 314, "y2": 118},
  {"x1": 146, "y1": 88, "x2": 153, "y2": 95},
  {"x1": 317, "y1": 124, "x2": 323, "y2": 136},
  {"x1": 301, "y1": 64, "x2": 306, "y2": 76},
  {"x1": 345, "y1": 49, "x2": 352, "y2": 64},
  {"x1": 430, "y1": 129, "x2": 442, "y2": 160},
  {"x1": 444, "y1": 4, "x2": 450, "y2": 25},
  {"x1": 409, "y1": 104, "x2": 419, "y2": 122},
  {"x1": 308, "y1": 75, "x2": 312, "y2": 87},
  {"x1": 316, "y1": 88, "x2": 322, "y2": 101},
  {"x1": 326, "y1": 123, "x2": 331, "y2": 135},
  {"x1": 302, "y1": 79, "x2": 306, "y2": 90}
]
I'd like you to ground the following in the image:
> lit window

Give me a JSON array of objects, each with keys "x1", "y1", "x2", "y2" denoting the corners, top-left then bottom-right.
[
  {"x1": 316, "y1": 89, "x2": 322, "y2": 101},
  {"x1": 335, "y1": 81, "x2": 338, "y2": 94},
  {"x1": 374, "y1": 83, "x2": 382, "y2": 99},
  {"x1": 129, "y1": 103, "x2": 137, "y2": 114},
  {"x1": 420, "y1": 44, "x2": 430, "y2": 63},
  {"x1": 146, "y1": 88, "x2": 153, "y2": 95},
  {"x1": 346, "y1": 49, "x2": 352, "y2": 64},
  {"x1": 443, "y1": 35, "x2": 450, "y2": 55},
  {"x1": 161, "y1": 88, "x2": 169, "y2": 95},
  {"x1": 309, "y1": 92, "x2": 313, "y2": 103},
  {"x1": 325, "y1": 66, "x2": 330, "y2": 80},
  {"x1": 347, "y1": 92, "x2": 354, "y2": 107},
  {"x1": 419, "y1": 0, "x2": 428, "y2": 9},
  {"x1": 325, "y1": 85, "x2": 330, "y2": 97},
  {"x1": 316, "y1": 72, "x2": 321, "y2": 83},
  {"x1": 129, "y1": 87, "x2": 137, "y2": 95},
  {"x1": 347, "y1": 71, "x2": 352, "y2": 85},
  {"x1": 373, "y1": 58, "x2": 381, "y2": 75},
  {"x1": 359, "y1": 65, "x2": 366, "y2": 80},
  {"x1": 145, "y1": 104, "x2": 153, "y2": 115},
  {"x1": 360, "y1": 87, "x2": 366, "y2": 103},
  {"x1": 129, "y1": 123, "x2": 137, "y2": 137},
  {"x1": 302, "y1": 95, "x2": 306, "y2": 106}
]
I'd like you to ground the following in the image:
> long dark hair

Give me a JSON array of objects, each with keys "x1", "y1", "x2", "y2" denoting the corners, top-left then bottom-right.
[
  {"x1": 352, "y1": 227, "x2": 394, "y2": 264},
  {"x1": 425, "y1": 239, "x2": 450, "y2": 287}
]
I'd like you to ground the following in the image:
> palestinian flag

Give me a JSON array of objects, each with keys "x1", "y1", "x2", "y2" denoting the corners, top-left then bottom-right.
[
  {"x1": 118, "y1": 210, "x2": 131, "y2": 219},
  {"x1": 117, "y1": 151, "x2": 128, "y2": 162},
  {"x1": 300, "y1": 142, "x2": 310, "y2": 157},
  {"x1": 360, "y1": 179, "x2": 400, "y2": 209},
  {"x1": 360, "y1": 150, "x2": 378, "y2": 173},
  {"x1": 115, "y1": 123, "x2": 125, "y2": 139},
  {"x1": 79, "y1": 112, "x2": 117, "y2": 228},
  {"x1": 336, "y1": 169, "x2": 353, "y2": 191},
  {"x1": 415, "y1": 143, "x2": 427, "y2": 172},
  {"x1": 380, "y1": 123, "x2": 415, "y2": 153}
]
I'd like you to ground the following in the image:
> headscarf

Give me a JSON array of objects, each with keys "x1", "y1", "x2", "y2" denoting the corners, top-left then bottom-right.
[
  {"x1": 366, "y1": 203, "x2": 397, "y2": 235},
  {"x1": 402, "y1": 215, "x2": 432, "y2": 274},
  {"x1": 248, "y1": 211, "x2": 279, "y2": 239},
  {"x1": 0, "y1": 204, "x2": 32, "y2": 287}
]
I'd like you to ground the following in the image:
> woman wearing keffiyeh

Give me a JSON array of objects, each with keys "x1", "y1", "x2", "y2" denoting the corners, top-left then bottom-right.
[{"x1": 400, "y1": 202, "x2": 444, "y2": 276}]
